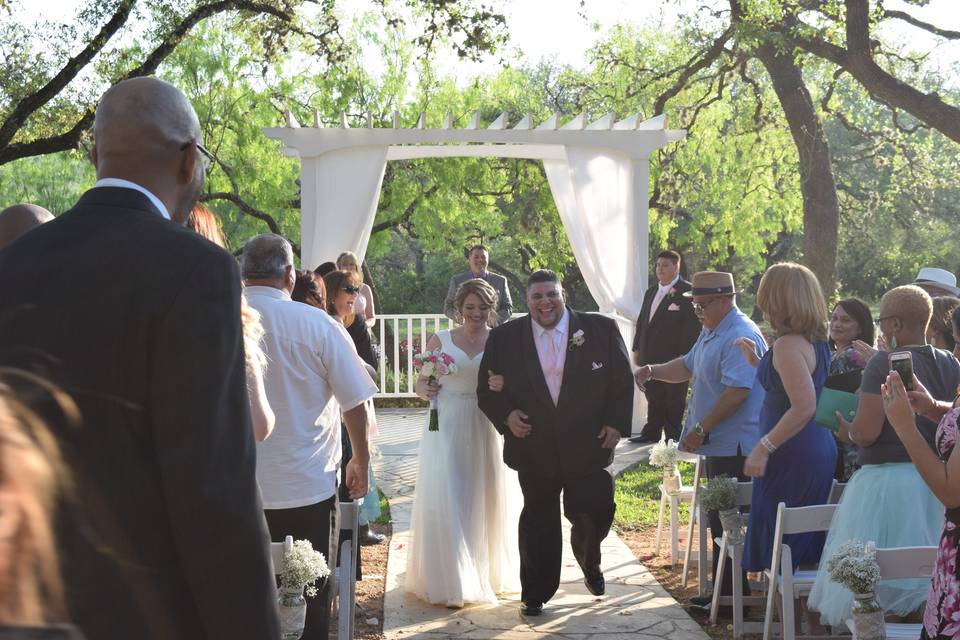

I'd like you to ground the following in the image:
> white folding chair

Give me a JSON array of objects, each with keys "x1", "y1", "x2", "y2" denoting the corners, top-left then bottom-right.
[
  {"x1": 827, "y1": 480, "x2": 846, "y2": 505},
  {"x1": 679, "y1": 454, "x2": 711, "y2": 594},
  {"x1": 710, "y1": 481, "x2": 759, "y2": 639},
  {"x1": 845, "y1": 544, "x2": 937, "y2": 640},
  {"x1": 762, "y1": 502, "x2": 839, "y2": 640},
  {"x1": 655, "y1": 451, "x2": 703, "y2": 567},
  {"x1": 270, "y1": 535, "x2": 294, "y2": 578},
  {"x1": 334, "y1": 501, "x2": 361, "y2": 640}
]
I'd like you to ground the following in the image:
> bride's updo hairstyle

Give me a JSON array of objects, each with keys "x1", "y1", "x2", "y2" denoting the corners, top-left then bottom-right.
[{"x1": 454, "y1": 279, "x2": 499, "y2": 325}]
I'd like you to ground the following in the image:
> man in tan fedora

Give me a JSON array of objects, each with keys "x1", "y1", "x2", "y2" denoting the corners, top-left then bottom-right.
[{"x1": 634, "y1": 271, "x2": 767, "y2": 614}]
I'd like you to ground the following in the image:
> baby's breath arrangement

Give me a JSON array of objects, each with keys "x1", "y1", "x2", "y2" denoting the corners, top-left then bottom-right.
[
  {"x1": 648, "y1": 439, "x2": 679, "y2": 470},
  {"x1": 699, "y1": 475, "x2": 739, "y2": 512},
  {"x1": 827, "y1": 540, "x2": 881, "y2": 595},
  {"x1": 280, "y1": 539, "x2": 331, "y2": 597}
]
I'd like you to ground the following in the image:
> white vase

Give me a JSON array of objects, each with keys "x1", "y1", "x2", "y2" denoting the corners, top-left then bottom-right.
[
  {"x1": 851, "y1": 592, "x2": 886, "y2": 640},
  {"x1": 662, "y1": 467, "x2": 681, "y2": 495},
  {"x1": 718, "y1": 507, "x2": 743, "y2": 544},
  {"x1": 278, "y1": 586, "x2": 306, "y2": 640}
]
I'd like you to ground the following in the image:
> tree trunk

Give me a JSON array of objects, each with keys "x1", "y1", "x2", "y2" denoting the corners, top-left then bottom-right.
[{"x1": 753, "y1": 43, "x2": 840, "y2": 296}]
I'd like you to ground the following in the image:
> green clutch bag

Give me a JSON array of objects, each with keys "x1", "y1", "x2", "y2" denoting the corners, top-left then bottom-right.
[{"x1": 815, "y1": 387, "x2": 858, "y2": 432}]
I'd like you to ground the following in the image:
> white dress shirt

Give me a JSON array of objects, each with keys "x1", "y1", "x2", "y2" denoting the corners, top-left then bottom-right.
[
  {"x1": 649, "y1": 274, "x2": 680, "y2": 321},
  {"x1": 532, "y1": 309, "x2": 569, "y2": 405},
  {"x1": 94, "y1": 178, "x2": 171, "y2": 220},
  {"x1": 246, "y1": 286, "x2": 378, "y2": 509}
]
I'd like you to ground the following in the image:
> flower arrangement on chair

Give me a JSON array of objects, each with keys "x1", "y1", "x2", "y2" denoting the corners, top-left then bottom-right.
[
  {"x1": 827, "y1": 540, "x2": 884, "y2": 640},
  {"x1": 699, "y1": 475, "x2": 742, "y2": 544},
  {"x1": 278, "y1": 539, "x2": 331, "y2": 640},
  {"x1": 649, "y1": 438, "x2": 681, "y2": 495}
]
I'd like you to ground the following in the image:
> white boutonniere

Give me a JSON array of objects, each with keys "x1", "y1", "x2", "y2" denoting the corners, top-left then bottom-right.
[{"x1": 569, "y1": 329, "x2": 585, "y2": 351}]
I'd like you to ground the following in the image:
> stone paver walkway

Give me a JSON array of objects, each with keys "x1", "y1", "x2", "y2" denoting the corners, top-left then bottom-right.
[{"x1": 372, "y1": 409, "x2": 708, "y2": 640}]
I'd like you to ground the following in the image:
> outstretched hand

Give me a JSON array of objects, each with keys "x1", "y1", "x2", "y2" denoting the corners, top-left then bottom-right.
[{"x1": 881, "y1": 371, "x2": 925, "y2": 439}]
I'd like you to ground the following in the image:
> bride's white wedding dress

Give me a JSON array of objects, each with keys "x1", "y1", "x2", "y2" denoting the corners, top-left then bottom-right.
[{"x1": 404, "y1": 330, "x2": 522, "y2": 606}]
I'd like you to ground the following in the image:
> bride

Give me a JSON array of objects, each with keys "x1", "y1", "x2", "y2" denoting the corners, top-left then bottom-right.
[{"x1": 404, "y1": 279, "x2": 522, "y2": 607}]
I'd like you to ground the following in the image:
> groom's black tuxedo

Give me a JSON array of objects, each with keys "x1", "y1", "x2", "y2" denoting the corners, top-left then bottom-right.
[
  {"x1": 478, "y1": 308, "x2": 633, "y2": 605},
  {"x1": 477, "y1": 309, "x2": 633, "y2": 478}
]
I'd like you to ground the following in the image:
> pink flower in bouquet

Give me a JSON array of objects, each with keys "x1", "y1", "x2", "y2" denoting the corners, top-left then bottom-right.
[{"x1": 436, "y1": 361, "x2": 449, "y2": 376}]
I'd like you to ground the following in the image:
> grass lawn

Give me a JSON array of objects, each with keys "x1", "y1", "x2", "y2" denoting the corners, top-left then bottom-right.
[
  {"x1": 614, "y1": 458, "x2": 696, "y2": 530},
  {"x1": 375, "y1": 487, "x2": 391, "y2": 525}
]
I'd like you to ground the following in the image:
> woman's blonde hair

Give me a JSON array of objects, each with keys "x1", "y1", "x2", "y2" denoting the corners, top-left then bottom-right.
[
  {"x1": 880, "y1": 285, "x2": 933, "y2": 333},
  {"x1": 756, "y1": 262, "x2": 829, "y2": 342},
  {"x1": 454, "y1": 279, "x2": 499, "y2": 324},
  {"x1": 0, "y1": 369, "x2": 77, "y2": 625},
  {"x1": 336, "y1": 251, "x2": 363, "y2": 283},
  {"x1": 241, "y1": 296, "x2": 267, "y2": 378}
]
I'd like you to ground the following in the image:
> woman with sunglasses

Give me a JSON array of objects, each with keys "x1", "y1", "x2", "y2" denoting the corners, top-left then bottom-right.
[
  {"x1": 322, "y1": 270, "x2": 386, "y2": 548},
  {"x1": 336, "y1": 251, "x2": 376, "y2": 328}
]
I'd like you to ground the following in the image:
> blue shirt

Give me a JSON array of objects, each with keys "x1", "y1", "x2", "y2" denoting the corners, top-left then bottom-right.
[{"x1": 681, "y1": 306, "x2": 766, "y2": 456}]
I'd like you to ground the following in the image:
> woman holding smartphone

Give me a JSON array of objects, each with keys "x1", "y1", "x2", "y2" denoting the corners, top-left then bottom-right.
[{"x1": 808, "y1": 285, "x2": 960, "y2": 626}]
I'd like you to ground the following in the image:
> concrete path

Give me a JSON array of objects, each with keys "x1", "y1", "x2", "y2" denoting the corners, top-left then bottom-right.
[{"x1": 372, "y1": 409, "x2": 707, "y2": 640}]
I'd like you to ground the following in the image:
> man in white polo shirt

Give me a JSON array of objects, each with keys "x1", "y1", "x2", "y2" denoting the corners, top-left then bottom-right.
[{"x1": 242, "y1": 234, "x2": 377, "y2": 640}]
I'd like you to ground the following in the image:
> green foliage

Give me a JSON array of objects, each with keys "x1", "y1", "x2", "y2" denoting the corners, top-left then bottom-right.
[
  {"x1": 699, "y1": 475, "x2": 739, "y2": 512},
  {"x1": 614, "y1": 458, "x2": 695, "y2": 530}
]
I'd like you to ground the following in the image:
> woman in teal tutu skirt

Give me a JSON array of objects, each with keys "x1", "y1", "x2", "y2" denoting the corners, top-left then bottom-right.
[
  {"x1": 807, "y1": 285, "x2": 960, "y2": 626},
  {"x1": 737, "y1": 263, "x2": 837, "y2": 573}
]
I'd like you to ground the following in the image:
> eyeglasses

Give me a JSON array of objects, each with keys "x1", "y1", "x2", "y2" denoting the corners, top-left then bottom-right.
[
  {"x1": 342, "y1": 286, "x2": 361, "y2": 294},
  {"x1": 874, "y1": 315, "x2": 898, "y2": 327},
  {"x1": 692, "y1": 297, "x2": 724, "y2": 311},
  {"x1": 180, "y1": 140, "x2": 214, "y2": 174}
]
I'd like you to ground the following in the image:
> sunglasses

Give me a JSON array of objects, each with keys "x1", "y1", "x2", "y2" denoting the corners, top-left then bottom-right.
[
  {"x1": 180, "y1": 140, "x2": 214, "y2": 174},
  {"x1": 342, "y1": 286, "x2": 361, "y2": 294}
]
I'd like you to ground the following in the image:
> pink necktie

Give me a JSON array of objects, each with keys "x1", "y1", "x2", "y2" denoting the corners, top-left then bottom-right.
[{"x1": 543, "y1": 329, "x2": 562, "y2": 405}]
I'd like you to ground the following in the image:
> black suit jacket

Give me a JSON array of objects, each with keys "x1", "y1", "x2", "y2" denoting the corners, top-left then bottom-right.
[
  {"x1": 632, "y1": 278, "x2": 701, "y2": 365},
  {"x1": 0, "y1": 188, "x2": 279, "y2": 639},
  {"x1": 477, "y1": 309, "x2": 634, "y2": 478}
]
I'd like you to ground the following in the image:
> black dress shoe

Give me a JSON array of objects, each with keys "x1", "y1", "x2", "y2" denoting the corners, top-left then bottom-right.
[
  {"x1": 358, "y1": 524, "x2": 386, "y2": 546},
  {"x1": 688, "y1": 594, "x2": 712, "y2": 607},
  {"x1": 583, "y1": 571, "x2": 605, "y2": 596},
  {"x1": 628, "y1": 435, "x2": 660, "y2": 444},
  {"x1": 520, "y1": 601, "x2": 543, "y2": 616}
]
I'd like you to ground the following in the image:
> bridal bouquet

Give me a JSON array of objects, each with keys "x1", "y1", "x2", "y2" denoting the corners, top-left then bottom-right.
[{"x1": 413, "y1": 349, "x2": 458, "y2": 431}]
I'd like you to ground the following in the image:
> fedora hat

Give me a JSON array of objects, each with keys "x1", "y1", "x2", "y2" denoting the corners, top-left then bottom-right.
[
  {"x1": 914, "y1": 267, "x2": 960, "y2": 296},
  {"x1": 683, "y1": 271, "x2": 737, "y2": 297}
]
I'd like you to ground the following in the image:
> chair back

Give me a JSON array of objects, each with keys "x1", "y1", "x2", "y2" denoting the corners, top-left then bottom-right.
[
  {"x1": 778, "y1": 503, "x2": 838, "y2": 536},
  {"x1": 828, "y1": 481, "x2": 847, "y2": 504},
  {"x1": 270, "y1": 535, "x2": 294, "y2": 577},
  {"x1": 873, "y1": 545, "x2": 937, "y2": 581}
]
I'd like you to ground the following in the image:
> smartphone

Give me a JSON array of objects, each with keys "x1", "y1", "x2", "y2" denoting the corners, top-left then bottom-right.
[{"x1": 889, "y1": 351, "x2": 915, "y2": 391}]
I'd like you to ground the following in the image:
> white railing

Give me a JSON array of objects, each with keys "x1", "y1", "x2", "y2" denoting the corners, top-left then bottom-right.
[{"x1": 375, "y1": 314, "x2": 456, "y2": 398}]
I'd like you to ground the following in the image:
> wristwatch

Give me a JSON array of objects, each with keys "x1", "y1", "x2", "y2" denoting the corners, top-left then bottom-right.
[{"x1": 693, "y1": 422, "x2": 707, "y2": 437}]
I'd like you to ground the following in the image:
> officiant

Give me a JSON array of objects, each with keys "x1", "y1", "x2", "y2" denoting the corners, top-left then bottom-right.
[{"x1": 629, "y1": 250, "x2": 701, "y2": 444}]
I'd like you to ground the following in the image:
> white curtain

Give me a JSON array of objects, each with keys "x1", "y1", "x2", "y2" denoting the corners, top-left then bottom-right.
[
  {"x1": 543, "y1": 146, "x2": 645, "y2": 320},
  {"x1": 301, "y1": 146, "x2": 388, "y2": 270}
]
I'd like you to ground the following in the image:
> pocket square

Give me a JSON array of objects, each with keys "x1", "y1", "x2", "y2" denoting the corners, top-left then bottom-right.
[
  {"x1": 667, "y1": 303, "x2": 680, "y2": 311},
  {"x1": 592, "y1": 362, "x2": 604, "y2": 370}
]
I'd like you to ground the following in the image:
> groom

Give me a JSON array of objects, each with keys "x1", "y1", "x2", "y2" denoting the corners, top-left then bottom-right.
[{"x1": 478, "y1": 270, "x2": 634, "y2": 616}]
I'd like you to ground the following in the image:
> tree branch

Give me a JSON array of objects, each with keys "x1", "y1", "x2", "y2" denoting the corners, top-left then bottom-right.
[
  {"x1": 0, "y1": 0, "x2": 296, "y2": 165},
  {"x1": 201, "y1": 191, "x2": 299, "y2": 255},
  {"x1": 0, "y1": 0, "x2": 136, "y2": 150},
  {"x1": 652, "y1": 26, "x2": 733, "y2": 116},
  {"x1": 884, "y1": 9, "x2": 960, "y2": 40}
]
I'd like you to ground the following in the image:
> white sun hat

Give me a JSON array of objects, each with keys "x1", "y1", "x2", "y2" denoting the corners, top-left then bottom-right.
[{"x1": 914, "y1": 267, "x2": 960, "y2": 296}]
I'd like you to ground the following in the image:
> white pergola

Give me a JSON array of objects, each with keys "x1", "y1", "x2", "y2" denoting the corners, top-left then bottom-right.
[{"x1": 263, "y1": 110, "x2": 686, "y2": 325}]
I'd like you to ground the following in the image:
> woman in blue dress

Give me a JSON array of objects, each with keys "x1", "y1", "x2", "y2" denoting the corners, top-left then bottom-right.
[{"x1": 738, "y1": 263, "x2": 838, "y2": 573}]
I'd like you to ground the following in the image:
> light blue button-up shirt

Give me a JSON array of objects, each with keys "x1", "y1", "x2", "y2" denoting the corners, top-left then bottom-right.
[{"x1": 681, "y1": 306, "x2": 766, "y2": 457}]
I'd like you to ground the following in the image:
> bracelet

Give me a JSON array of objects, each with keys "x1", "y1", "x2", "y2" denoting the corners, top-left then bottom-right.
[{"x1": 760, "y1": 435, "x2": 777, "y2": 453}]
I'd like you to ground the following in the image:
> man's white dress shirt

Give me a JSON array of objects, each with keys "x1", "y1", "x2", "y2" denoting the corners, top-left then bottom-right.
[
  {"x1": 246, "y1": 286, "x2": 377, "y2": 509},
  {"x1": 94, "y1": 178, "x2": 171, "y2": 220},
  {"x1": 649, "y1": 274, "x2": 680, "y2": 321}
]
